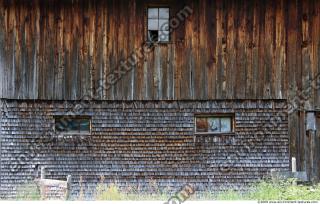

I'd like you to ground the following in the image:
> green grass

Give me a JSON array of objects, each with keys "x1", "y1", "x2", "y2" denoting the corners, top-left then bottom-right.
[
  {"x1": 210, "y1": 180, "x2": 320, "y2": 200},
  {"x1": 94, "y1": 180, "x2": 320, "y2": 201},
  {"x1": 94, "y1": 183, "x2": 170, "y2": 200},
  {"x1": 11, "y1": 179, "x2": 320, "y2": 201},
  {"x1": 15, "y1": 182, "x2": 41, "y2": 200}
]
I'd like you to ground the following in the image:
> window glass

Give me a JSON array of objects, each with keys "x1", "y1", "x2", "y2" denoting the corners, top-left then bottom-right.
[
  {"x1": 195, "y1": 115, "x2": 233, "y2": 133},
  {"x1": 208, "y1": 118, "x2": 220, "y2": 132},
  {"x1": 148, "y1": 19, "x2": 159, "y2": 30},
  {"x1": 55, "y1": 116, "x2": 91, "y2": 134},
  {"x1": 220, "y1": 117, "x2": 232, "y2": 132},
  {"x1": 147, "y1": 8, "x2": 169, "y2": 42},
  {"x1": 148, "y1": 8, "x2": 158, "y2": 18},
  {"x1": 159, "y1": 8, "x2": 169, "y2": 19}
]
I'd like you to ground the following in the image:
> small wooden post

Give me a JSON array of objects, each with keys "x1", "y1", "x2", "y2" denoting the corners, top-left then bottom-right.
[
  {"x1": 292, "y1": 157, "x2": 296, "y2": 173},
  {"x1": 40, "y1": 167, "x2": 46, "y2": 179},
  {"x1": 292, "y1": 157, "x2": 297, "y2": 185},
  {"x1": 66, "y1": 175, "x2": 72, "y2": 200}
]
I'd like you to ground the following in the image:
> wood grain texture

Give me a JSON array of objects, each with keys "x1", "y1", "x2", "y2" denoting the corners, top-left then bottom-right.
[
  {"x1": 0, "y1": 0, "x2": 318, "y2": 102},
  {"x1": 0, "y1": 0, "x2": 320, "y2": 184}
]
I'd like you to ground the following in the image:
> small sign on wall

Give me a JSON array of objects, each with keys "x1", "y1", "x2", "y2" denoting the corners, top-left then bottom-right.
[{"x1": 306, "y1": 112, "x2": 316, "y2": 131}]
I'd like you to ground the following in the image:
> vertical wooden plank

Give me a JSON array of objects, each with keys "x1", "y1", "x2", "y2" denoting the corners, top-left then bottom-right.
[
  {"x1": 286, "y1": 0, "x2": 302, "y2": 169},
  {"x1": 316, "y1": 113, "x2": 320, "y2": 182},
  {"x1": 37, "y1": 1, "x2": 45, "y2": 99},
  {"x1": 0, "y1": 0, "x2": 4, "y2": 98},
  {"x1": 184, "y1": 0, "x2": 195, "y2": 100},
  {"x1": 234, "y1": 0, "x2": 247, "y2": 99},
  {"x1": 225, "y1": 0, "x2": 236, "y2": 99},
  {"x1": 205, "y1": 0, "x2": 216, "y2": 99},
  {"x1": 119, "y1": 0, "x2": 128, "y2": 100},
  {"x1": 301, "y1": 0, "x2": 312, "y2": 109},
  {"x1": 256, "y1": 1, "x2": 266, "y2": 99},
  {"x1": 245, "y1": 0, "x2": 254, "y2": 99},
  {"x1": 275, "y1": 0, "x2": 286, "y2": 99},
  {"x1": 305, "y1": 130, "x2": 312, "y2": 180},
  {"x1": 160, "y1": 45, "x2": 168, "y2": 100},
  {"x1": 153, "y1": 45, "x2": 161, "y2": 100},
  {"x1": 146, "y1": 44, "x2": 154, "y2": 100},
  {"x1": 133, "y1": 0, "x2": 144, "y2": 100},
  {"x1": 127, "y1": 0, "x2": 136, "y2": 100},
  {"x1": 47, "y1": 1, "x2": 56, "y2": 100},
  {"x1": 262, "y1": 0, "x2": 274, "y2": 99},
  {"x1": 198, "y1": 0, "x2": 208, "y2": 99},
  {"x1": 167, "y1": 43, "x2": 174, "y2": 100},
  {"x1": 217, "y1": 0, "x2": 227, "y2": 99},
  {"x1": 14, "y1": 2, "x2": 21, "y2": 99},
  {"x1": 20, "y1": 1, "x2": 28, "y2": 99},
  {"x1": 187, "y1": 0, "x2": 199, "y2": 99},
  {"x1": 94, "y1": 0, "x2": 104, "y2": 100},
  {"x1": 251, "y1": 0, "x2": 261, "y2": 99},
  {"x1": 311, "y1": 0, "x2": 320, "y2": 109},
  {"x1": 173, "y1": 1, "x2": 187, "y2": 100},
  {"x1": 300, "y1": 0, "x2": 313, "y2": 173},
  {"x1": 313, "y1": 0, "x2": 320, "y2": 182},
  {"x1": 300, "y1": 111, "x2": 306, "y2": 172},
  {"x1": 104, "y1": 0, "x2": 111, "y2": 100},
  {"x1": 78, "y1": 1, "x2": 85, "y2": 99},
  {"x1": 32, "y1": 0, "x2": 40, "y2": 99},
  {"x1": 89, "y1": 1, "x2": 97, "y2": 100}
]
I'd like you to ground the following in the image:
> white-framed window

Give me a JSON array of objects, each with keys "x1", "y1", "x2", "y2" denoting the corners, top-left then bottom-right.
[
  {"x1": 147, "y1": 7, "x2": 170, "y2": 42},
  {"x1": 195, "y1": 115, "x2": 234, "y2": 134},
  {"x1": 54, "y1": 116, "x2": 91, "y2": 134}
]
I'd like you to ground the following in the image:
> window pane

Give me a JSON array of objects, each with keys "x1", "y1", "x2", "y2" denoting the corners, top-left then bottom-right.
[
  {"x1": 159, "y1": 8, "x2": 169, "y2": 19},
  {"x1": 148, "y1": 8, "x2": 158, "y2": 18},
  {"x1": 208, "y1": 118, "x2": 220, "y2": 132},
  {"x1": 67, "y1": 119, "x2": 79, "y2": 131},
  {"x1": 220, "y1": 118, "x2": 232, "y2": 132},
  {"x1": 148, "y1": 19, "x2": 158, "y2": 30},
  {"x1": 148, "y1": 30, "x2": 159, "y2": 42},
  {"x1": 196, "y1": 118, "x2": 208, "y2": 132},
  {"x1": 55, "y1": 116, "x2": 91, "y2": 133},
  {"x1": 79, "y1": 119, "x2": 90, "y2": 132},
  {"x1": 55, "y1": 119, "x2": 67, "y2": 131},
  {"x1": 159, "y1": 19, "x2": 169, "y2": 31},
  {"x1": 159, "y1": 30, "x2": 169, "y2": 42}
]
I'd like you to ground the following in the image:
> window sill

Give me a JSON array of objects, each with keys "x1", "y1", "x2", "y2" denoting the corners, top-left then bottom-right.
[
  {"x1": 194, "y1": 132, "x2": 235, "y2": 136},
  {"x1": 146, "y1": 41, "x2": 179, "y2": 45},
  {"x1": 54, "y1": 132, "x2": 91, "y2": 136}
]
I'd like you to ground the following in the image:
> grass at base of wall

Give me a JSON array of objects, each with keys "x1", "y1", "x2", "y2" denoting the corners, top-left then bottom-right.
[
  {"x1": 198, "y1": 179, "x2": 320, "y2": 201},
  {"x1": 13, "y1": 179, "x2": 320, "y2": 200},
  {"x1": 94, "y1": 179, "x2": 320, "y2": 201},
  {"x1": 15, "y1": 182, "x2": 41, "y2": 200}
]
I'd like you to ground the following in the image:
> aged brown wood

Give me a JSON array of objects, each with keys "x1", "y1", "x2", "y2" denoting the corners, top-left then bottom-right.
[
  {"x1": 0, "y1": 0, "x2": 320, "y2": 187},
  {"x1": 0, "y1": 0, "x2": 317, "y2": 102}
]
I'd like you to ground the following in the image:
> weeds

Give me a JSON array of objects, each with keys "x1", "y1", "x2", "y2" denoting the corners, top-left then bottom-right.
[
  {"x1": 211, "y1": 179, "x2": 320, "y2": 200},
  {"x1": 13, "y1": 179, "x2": 320, "y2": 201},
  {"x1": 15, "y1": 182, "x2": 41, "y2": 200}
]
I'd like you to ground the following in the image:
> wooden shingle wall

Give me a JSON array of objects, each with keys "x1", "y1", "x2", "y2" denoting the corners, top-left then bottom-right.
[
  {"x1": 0, "y1": 99, "x2": 289, "y2": 199},
  {"x1": 0, "y1": 0, "x2": 319, "y2": 198}
]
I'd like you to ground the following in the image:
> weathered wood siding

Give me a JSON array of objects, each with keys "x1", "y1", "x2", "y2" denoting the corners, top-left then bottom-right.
[
  {"x1": 0, "y1": 0, "x2": 319, "y2": 102},
  {"x1": 0, "y1": 0, "x2": 319, "y2": 194},
  {"x1": 0, "y1": 99, "x2": 289, "y2": 199}
]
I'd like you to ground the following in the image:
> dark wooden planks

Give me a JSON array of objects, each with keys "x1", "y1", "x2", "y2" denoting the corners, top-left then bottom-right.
[{"x1": 0, "y1": 0, "x2": 319, "y2": 103}]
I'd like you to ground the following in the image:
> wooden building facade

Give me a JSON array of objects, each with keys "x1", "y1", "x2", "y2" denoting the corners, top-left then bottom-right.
[{"x1": 0, "y1": 0, "x2": 319, "y2": 199}]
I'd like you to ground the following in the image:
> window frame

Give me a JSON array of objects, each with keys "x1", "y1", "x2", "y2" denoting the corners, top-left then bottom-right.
[
  {"x1": 54, "y1": 115, "x2": 92, "y2": 135},
  {"x1": 194, "y1": 113, "x2": 235, "y2": 135},
  {"x1": 146, "y1": 6, "x2": 171, "y2": 43}
]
